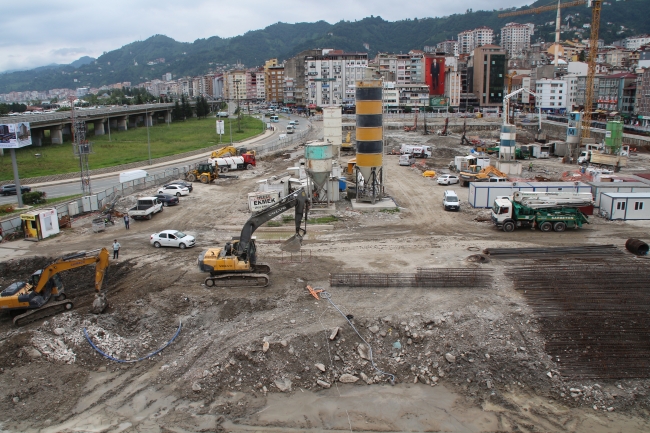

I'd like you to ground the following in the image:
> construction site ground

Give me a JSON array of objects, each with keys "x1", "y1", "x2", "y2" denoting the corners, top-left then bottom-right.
[{"x1": 1, "y1": 123, "x2": 650, "y2": 432}]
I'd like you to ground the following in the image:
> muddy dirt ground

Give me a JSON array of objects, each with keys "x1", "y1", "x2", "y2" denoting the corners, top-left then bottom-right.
[{"x1": 1, "y1": 123, "x2": 650, "y2": 432}]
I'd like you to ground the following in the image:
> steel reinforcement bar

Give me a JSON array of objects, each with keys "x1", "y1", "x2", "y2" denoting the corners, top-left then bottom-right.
[{"x1": 329, "y1": 269, "x2": 493, "y2": 288}]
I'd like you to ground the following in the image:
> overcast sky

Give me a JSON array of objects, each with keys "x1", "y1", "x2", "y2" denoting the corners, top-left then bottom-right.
[{"x1": 0, "y1": 0, "x2": 533, "y2": 73}]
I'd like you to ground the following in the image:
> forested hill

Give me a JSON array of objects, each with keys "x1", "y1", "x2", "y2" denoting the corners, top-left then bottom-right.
[{"x1": 1, "y1": 0, "x2": 648, "y2": 94}]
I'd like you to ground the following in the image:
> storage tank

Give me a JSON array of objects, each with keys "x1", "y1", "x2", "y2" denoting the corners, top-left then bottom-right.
[
  {"x1": 567, "y1": 111, "x2": 581, "y2": 145},
  {"x1": 304, "y1": 141, "x2": 333, "y2": 204},
  {"x1": 499, "y1": 124, "x2": 516, "y2": 162},
  {"x1": 323, "y1": 107, "x2": 342, "y2": 156},
  {"x1": 355, "y1": 80, "x2": 384, "y2": 203},
  {"x1": 605, "y1": 120, "x2": 623, "y2": 153}
]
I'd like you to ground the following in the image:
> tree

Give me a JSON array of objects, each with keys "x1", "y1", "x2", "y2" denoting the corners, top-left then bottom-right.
[
  {"x1": 195, "y1": 97, "x2": 206, "y2": 118},
  {"x1": 181, "y1": 95, "x2": 192, "y2": 119}
]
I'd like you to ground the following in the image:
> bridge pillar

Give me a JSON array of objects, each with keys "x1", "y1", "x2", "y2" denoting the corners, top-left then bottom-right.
[
  {"x1": 32, "y1": 129, "x2": 43, "y2": 146},
  {"x1": 117, "y1": 116, "x2": 128, "y2": 131},
  {"x1": 50, "y1": 126, "x2": 63, "y2": 144},
  {"x1": 94, "y1": 119, "x2": 105, "y2": 135},
  {"x1": 164, "y1": 110, "x2": 172, "y2": 124}
]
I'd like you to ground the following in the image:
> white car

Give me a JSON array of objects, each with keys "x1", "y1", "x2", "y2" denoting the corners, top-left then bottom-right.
[
  {"x1": 437, "y1": 174, "x2": 460, "y2": 185},
  {"x1": 150, "y1": 230, "x2": 195, "y2": 249},
  {"x1": 158, "y1": 184, "x2": 189, "y2": 196}
]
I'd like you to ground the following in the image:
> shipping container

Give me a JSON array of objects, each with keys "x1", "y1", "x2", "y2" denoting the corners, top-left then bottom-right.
[
  {"x1": 600, "y1": 192, "x2": 650, "y2": 220},
  {"x1": 587, "y1": 181, "x2": 650, "y2": 207},
  {"x1": 468, "y1": 182, "x2": 534, "y2": 208}
]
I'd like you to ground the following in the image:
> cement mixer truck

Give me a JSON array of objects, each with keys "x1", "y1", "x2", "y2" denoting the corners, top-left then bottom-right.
[
  {"x1": 491, "y1": 191, "x2": 593, "y2": 233},
  {"x1": 208, "y1": 154, "x2": 256, "y2": 173}
]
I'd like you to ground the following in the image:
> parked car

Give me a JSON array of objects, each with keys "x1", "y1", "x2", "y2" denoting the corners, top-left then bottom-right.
[
  {"x1": 437, "y1": 174, "x2": 460, "y2": 185},
  {"x1": 157, "y1": 184, "x2": 189, "y2": 196},
  {"x1": 443, "y1": 190, "x2": 460, "y2": 211},
  {"x1": 154, "y1": 193, "x2": 179, "y2": 206},
  {"x1": 164, "y1": 180, "x2": 193, "y2": 192},
  {"x1": 1, "y1": 184, "x2": 32, "y2": 196},
  {"x1": 150, "y1": 230, "x2": 196, "y2": 249}
]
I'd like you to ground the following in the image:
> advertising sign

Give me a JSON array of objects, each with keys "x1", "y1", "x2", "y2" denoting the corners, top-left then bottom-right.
[
  {"x1": 247, "y1": 191, "x2": 282, "y2": 213},
  {"x1": 216, "y1": 120, "x2": 225, "y2": 135},
  {"x1": 424, "y1": 55, "x2": 445, "y2": 96},
  {"x1": 0, "y1": 122, "x2": 32, "y2": 148},
  {"x1": 429, "y1": 97, "x2": 449, "y2": 107}
]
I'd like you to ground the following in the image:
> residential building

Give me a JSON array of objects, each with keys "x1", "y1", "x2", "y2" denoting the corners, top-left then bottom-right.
[
  {"x1": 255, "y1": 71, "x2": 265, "y2": 101},
  {"x1": 470, "y1": 45, "x2": 507, "y2": 108},
  {"x1": 284, "y1": 76, "x2": 296, "y2": 105},
  {"x1": 224, "y1": 70, "x2": 248, "y2": 102},
  {"x1": 435, "y1": 40, "x2": 459, "y2": 57},
  {"x1": 409, "y1": 50, "x2": 426, "y2": 84},
  {"x1": 597, "y1": 72, "x2": 637, "y2": 115},
  {"x1": 562, "y1": 74, "x2": 579, "y2": 111},
  {"x1": 501, "y1": 23, "x2": 533, "y2": 59},
  {"x1": 444, "y1": 57, "x2": 461, "y2": 108},
  {"x1": 383, "y1": 81, "x2": 399, "y2": 112},
  {"x1": 283, "y1": 49, "x2": 322, "y2": 107},
  {"x1": 396, "y1": 84, "x2": 430, "y2": 110},
  {"x1": 376, "y1": 52, "x2": 412, "y2": 85},
  {"x1": 535, "y1": 79, "x2": 568, "y2": 113},
  {"x1": 213, "y1": 75, "x2": 224, "y2": 99},
  {"x1": 636, "y1": 68, "x2": 650, "y2": 127},
  {"x1": 458, "y1": 27, "x2": 494, "y2": 55},
  {"x1": 304, "y1": 49, "x2": 368, "y2": 107},
  {"x1": 626, "y1": 35, "x2": 650, "y2": 51},
  {"x1": 246, "y1": 70, "x2": 258, "y2": 101},
  {"x1": 266, "y1": 65, "x2": 284, "y2": 103},
  {"x1": 575, "y1": 74, "x2": 601, "y2": 109},
  {"x1": 76, "y1": 87, "x2": 89, "y2": 98},
  {"x1": 605, "y1": 48, "x2": 632, "y2": 68}
]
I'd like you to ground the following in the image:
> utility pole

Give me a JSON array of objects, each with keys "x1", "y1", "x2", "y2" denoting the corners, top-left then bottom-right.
[{"x1": 146, "y1": 105, "x2": 151, "y2": 165}]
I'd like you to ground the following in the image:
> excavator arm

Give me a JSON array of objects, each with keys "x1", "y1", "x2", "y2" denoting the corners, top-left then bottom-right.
[
  {"x1": 235, "y1": 188, "x2": 310, "y2": 256},
  {"x1": 34, "y1": 248, "x2": 111, "y2": 296}
]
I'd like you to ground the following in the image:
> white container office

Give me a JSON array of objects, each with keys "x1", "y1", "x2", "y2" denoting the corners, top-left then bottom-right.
[
  {"x1": 600, "y1": 192, "x2": 650, "y2": 220},
  {"x1": 587, "y1": 182, "x2": 650, "y2": 207},
  {"x1": 525, "y1": 182, "x2": 591, "y2": 194},
  {"x1": 468, "y1": 182, "x2": 534, "y2": 208}
]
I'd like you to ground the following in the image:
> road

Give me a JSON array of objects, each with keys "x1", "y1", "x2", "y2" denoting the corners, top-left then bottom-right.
[{"x1": 0, "y1": 114, "x2": 311, "y2": 206}]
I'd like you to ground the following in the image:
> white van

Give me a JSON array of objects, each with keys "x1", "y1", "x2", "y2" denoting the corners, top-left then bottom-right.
[
  {"x1": 119, "y1": 170, "x2": 148, "y2": 183},
  {"x1": 286, "y1": 125, "x2": 295, "y2": 134},
  {"x1": 270, "y1": 115, "x2": 279, "y2": 123},
  {"x1": 399, "y1": 154, "x2": 415, "y2": 166},
  {"x1": 443, "y1": 190, "x2": 460, "y2": 211}
]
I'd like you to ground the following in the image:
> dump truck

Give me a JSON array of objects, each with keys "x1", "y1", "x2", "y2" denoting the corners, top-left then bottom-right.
[
  {"x1": 577, "y1": 149, "x2": 628, "y2": 169},
  {"x1": 459, "y1": 165, "x2": 508, "y2": 187},
  {"x1": 491, "y1": 191, "x2": 593, "y2": 233}
]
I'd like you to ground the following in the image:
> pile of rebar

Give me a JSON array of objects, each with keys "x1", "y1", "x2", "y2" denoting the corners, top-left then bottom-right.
[
  {"x1": 329, "y1": 268, "x2": 493, "y2": 288},
  {"x1": 507, "y1": 263, "x2": 650, "y2": 379},
  {"x1": 484, "y1": 245, "x2": 623, "y2": 259}
]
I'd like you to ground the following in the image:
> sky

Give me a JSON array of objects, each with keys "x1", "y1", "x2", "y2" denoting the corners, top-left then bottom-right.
[{"x1": 0, "y1": 0, "x2": 534, "y2": 73}]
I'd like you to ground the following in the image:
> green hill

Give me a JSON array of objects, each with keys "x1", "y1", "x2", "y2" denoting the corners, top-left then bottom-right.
[{"x1": 1, "y1": 0, "x2": 648, "y2": 94}]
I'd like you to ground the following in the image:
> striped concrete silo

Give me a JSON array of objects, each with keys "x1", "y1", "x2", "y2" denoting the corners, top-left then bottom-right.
[{"x1": 355, "y1": 80, "x2": 384, "y2": 204}]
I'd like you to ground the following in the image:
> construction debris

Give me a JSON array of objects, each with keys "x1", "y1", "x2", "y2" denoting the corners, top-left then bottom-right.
[{"x1": 329, "y1": 269, "x2": 493, "y2": 288}]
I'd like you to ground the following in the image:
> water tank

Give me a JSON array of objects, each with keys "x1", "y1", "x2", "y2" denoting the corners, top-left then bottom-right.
[
  {"x1": 304, "y1": 141, "x2": 333, "y2": 190},
  {"x1": 605, "y1": 120, "x2": 623, "y2": 152},
  {"x1": 355, "y1": 80, "x2": 383, "y2": 182}
]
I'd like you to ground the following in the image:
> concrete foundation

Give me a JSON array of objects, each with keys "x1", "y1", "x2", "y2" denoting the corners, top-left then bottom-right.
[
  {"x1": 350, "y1": 197, "x2": 398, "y2": 211},
  {"x1": 50, "y1": 126, "x2": 63, "y2": 144},
  {"x1": 94, "y1": 120, "x2": 105, "y2": 136},
  {"x1": 117, "y1": 117, "x2": 128, "y2": 131},
  {"x1": 495, "y1": 160, "x2": 523, "y2": 176}
]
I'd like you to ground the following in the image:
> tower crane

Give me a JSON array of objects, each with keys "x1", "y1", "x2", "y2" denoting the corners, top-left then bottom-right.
[{"x1": 499, "y1": 0, "x2": 604, "y2": 146}]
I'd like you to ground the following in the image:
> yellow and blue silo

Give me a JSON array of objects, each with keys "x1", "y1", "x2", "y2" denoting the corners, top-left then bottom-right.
[{"x1": 355, "y1": 80, "x2": 384, "y2": 204}]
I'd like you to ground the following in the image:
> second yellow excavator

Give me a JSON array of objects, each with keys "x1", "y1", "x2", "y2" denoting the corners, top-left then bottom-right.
[{"x1": 459, "y1": 165, "x2": 508, "y2": 187}]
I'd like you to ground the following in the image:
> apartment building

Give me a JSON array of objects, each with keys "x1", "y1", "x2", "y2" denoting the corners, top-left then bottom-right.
[
  {"x1": 224, "y1": 70, "x2": 248, "y2": 101},
  {"x1": 376, "y1": 53, "x2": 412, "y2": 85},
  {"x1": 562, "y1": 74, "x2": 579, "y2": 111},
  {"x1": 470, "y1": 45, "x2": 507, "y2": 107},
  {"x1": 246, "y1": 70, "x2": 259, "y2": 101},
  {"x1": 444, "y1": 57, "x2": 461, "y2": 108},
  {"x1": 535, "y1": 79, "x2": 568, "y2": 112},
  {"x1": 597, "y1": 73, "x2": 637, "y2": 114},
  {"x1": 458, "y1": 27, "x2": 494, "y2": 55},
  {"x1": 434, "y1": 40, "x2": 459, "y2": 57},
  {"x1": 626, "y1": 35, "x2": 650, "y2": 51},
  {"x1": 283, "y1": 49, "x2": 322, "y2": 107},
  {"x1": 266, "y1": 65, "x2": 284, "y2": 103},
  {"x1": 605, "y1": 48, "x2": 632, "y2": 68},
  {"x1": 383, "y1": 81, "x2": 399, "y2": 112},
  {"x1": 304, "y1": 49, "x2": 368, "y2": 107},
  {"x1": 575, "y1": 74, "x2": 601, "y2": 109},
  {"x1": 396, "y1": 84, "x2": 430, "y2": 110},
  {"x1": 501, "y1": 23, "x2": 533, "y2": 59},
  {"x1": 636, "y1": 68, "x2": 650, "y2": 127},
  {"x1": 255, "y1": 71, "x2": 265, "y2": 101}
]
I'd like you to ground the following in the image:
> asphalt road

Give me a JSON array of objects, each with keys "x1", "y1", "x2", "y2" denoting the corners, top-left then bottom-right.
[{"x1": 1, "y1": 114, "x2": 310, "y2": 206}]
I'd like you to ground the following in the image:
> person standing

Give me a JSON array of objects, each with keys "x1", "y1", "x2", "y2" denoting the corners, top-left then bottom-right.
[
  {"x1": 123, "y1": 214, "x2": 130, "y2": 230},
  {"x1": 112, "y1": 239, "x2": 121, "y2": 260}
]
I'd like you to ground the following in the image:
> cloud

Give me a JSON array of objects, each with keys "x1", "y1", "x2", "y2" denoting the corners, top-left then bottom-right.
[{"x1": 0, "y1": 0, "x2": 533, "y2": 72}]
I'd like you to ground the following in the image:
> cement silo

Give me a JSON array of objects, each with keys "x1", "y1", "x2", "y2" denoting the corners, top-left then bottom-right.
[
  {"x1": 323, "y1": 107, "x2": 342, "y2": 158},
  {"x1": 355, "y1": 80, "x2": 384, "y2": 204},
  {"x1": 305, "y1": 141, "x2": 333, "y2": 206},
  {"x1": 566, "y1": 111, "x2": 581, "y2": 160}
]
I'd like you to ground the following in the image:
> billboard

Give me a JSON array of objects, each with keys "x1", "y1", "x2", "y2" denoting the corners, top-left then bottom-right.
[
  {"x1": 429, "y1": 97, "x2": 449, "y2": 107},
  {"x1": 424, "y1": 56, "x2": 445, "y2": 96},
  {"x1": 0, "y1": 122, "x2": 32, "y2": 148}
]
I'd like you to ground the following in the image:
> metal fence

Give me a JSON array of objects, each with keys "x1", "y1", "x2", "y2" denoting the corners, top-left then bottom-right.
[
  {"x1": 1, "y1": 168, "x2": 183, "y2": 239},
  {"x1": 255, "y1": 127, "x2": 312, "y2": 156}
]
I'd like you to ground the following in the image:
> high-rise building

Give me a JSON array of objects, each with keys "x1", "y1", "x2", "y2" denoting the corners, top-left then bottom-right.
[
  {"x1": 266, "y1": 65, "x2": 284, "y2": 103},
  {"x1": 224, "y1": 70, "x2": 247, "y2": 102},
  {"x1": 458, "y1": 27, "x2": 494, "y2": 55},
  {"x1": 283, "y1": 49, "x2": 322, "y2": 107},
  {"x1": 304, "y1": 49, "x2": 368, "y2": 107},
  {"x1": 535, "y1": 78, "x2": 568, "y2": 113},
  {"x1": 435, "y1": 41, "x2": 459, "y2": 57},
  {"x1": 501, "y1": 23, "x2": 533, "y2": 59},
  {"x1": 470, "y1": 45, "x2": 507, "y2": 107}
]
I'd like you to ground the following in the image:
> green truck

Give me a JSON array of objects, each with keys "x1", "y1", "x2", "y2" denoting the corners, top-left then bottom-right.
[{"x1": 491, "y1": 191, "x2": 593, "y2": 232}]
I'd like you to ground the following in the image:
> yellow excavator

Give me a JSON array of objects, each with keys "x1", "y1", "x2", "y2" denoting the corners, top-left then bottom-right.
[
  {"x1": 0, "y1": 248, "x2": 110, "y2": 326},
  {"x1": 198, "y1": 188, "x2": 310, "y2": 288},
  {"x1": 210, "y1": 146, "x2": 256, "y2": 159},
  {"x1": 459, "y1": 165, "x2": 508, "y2": 187},
  {"x1": 341, "y1": 131, "x2": 355, "y2": 153}
]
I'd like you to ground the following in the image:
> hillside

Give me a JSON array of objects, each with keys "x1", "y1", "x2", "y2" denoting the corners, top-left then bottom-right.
[{"x1": 0, "y1": 0, "x2": 647, "y2": 94}]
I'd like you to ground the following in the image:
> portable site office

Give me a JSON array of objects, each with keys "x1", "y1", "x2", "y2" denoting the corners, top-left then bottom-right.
[
  {"x1": 587, "y1": 182, "x2": 650, "y2": 207},
  {"x1": 468, "y1": 181, "x2": 591, "y2": 209},
  {"x1": 600, "y1": 192, "x2": 650, "y2": 221}
]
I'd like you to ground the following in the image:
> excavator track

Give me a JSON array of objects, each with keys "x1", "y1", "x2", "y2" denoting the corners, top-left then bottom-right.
[
  {"x1": 204, "y1": 273, "x2": 269, "y2": 288},
  {"x1": 13, "y1": 300, "x2": 74, "y2": 327},
  {"x1": 252, "y1": 263, "x2": 271, "y2": 274}
]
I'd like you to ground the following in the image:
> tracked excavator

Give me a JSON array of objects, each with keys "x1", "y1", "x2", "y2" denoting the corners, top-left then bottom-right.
[
  {"x1": 198, "y1": 188, "x2": 310, "y2": 288},
  {"x1": 0, "y1": 248, "x2": 110, "y2": 326}
]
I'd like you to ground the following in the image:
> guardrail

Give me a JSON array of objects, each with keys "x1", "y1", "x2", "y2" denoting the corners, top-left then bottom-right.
[{"x1": 256, "y1": 127, "x2": 312, "y2": 156}]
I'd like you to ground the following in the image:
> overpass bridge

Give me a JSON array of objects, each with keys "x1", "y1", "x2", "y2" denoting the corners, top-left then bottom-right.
[{"x1": 4, "y1": 103, "x2": 176, "y2": 146}]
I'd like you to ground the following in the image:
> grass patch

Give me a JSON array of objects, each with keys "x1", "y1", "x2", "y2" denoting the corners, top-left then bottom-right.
[
  {"x1": 380, "y1": 208, "x2": 400, "y2": 214},
  {"x1": 281, "y1": 215, "x2": 295, "y2": 223},
  {"x1": 307, "y1": 215, "x2": 338, "y2": 224},
  {"x1": 0, "y1": 116, "x2": 264, "y2": 181},
  {"x1": 266, "y1": 221, "x2": 283, "y2": 227}
]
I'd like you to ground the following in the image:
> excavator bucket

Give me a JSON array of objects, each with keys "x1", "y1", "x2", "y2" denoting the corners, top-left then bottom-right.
[
  {"x1": 280, "y1": 234, "x2": 303, "y2": 253},
  {"x1": 91, "y1": 292, "x2": 108, "y2": 314}
]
